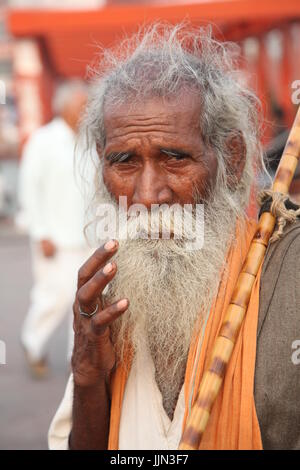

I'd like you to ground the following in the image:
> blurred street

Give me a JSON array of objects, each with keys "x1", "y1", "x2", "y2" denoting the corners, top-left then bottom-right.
[{"x1": 0, "y1": 219, "x2": 71, "y2": 450}]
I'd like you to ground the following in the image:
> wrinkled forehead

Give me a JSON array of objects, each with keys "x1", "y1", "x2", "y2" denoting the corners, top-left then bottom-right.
[{"x1": 102, "y1": 90, "x2": 203, "y2": 145}]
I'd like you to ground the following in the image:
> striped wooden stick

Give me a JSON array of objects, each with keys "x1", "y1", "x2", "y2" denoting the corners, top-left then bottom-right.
[{"x1": 179, "y1": 106, "x2": 300, "y2": 450}]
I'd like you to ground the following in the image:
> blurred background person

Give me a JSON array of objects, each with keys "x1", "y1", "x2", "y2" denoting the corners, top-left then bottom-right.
[{"x1": 18, "y1": 80, "x2": 91, "y2": 378}]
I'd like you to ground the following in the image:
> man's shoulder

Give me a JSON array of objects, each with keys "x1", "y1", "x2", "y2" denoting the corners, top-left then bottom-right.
[
  {"x1": 262, "y1": 218, "x2": 300, "y2": 275},
  {"x1": 28, "y1": 118, "x2": 66, "y2": 142},
  {"x1": 255, "y1": 218, "x2": 300, "y2": 449},
  {"x1": 23, "y1": 119, "x2": 57, "y2": 149},
  {"x1": 22, "y1": 118, "x2": 70, "y2": 161},
  {"x1": 258, "y1": 217, "x2": 300, "y2": 335}
]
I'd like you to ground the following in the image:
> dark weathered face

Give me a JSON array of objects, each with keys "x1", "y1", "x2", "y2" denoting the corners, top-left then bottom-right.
[{"x1": 99, "y1": 91, "x2": 219, "y2": 208}]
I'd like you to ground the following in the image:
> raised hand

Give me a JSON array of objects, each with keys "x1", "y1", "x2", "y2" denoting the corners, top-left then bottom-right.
[{"x1": 71, "y1": 239, "x2": 129, "y2": 387}]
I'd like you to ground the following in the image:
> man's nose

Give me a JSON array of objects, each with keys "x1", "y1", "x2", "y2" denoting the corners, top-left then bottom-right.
[{"x1": 131, "y1": 164, "x2": 173, "y2": 209}]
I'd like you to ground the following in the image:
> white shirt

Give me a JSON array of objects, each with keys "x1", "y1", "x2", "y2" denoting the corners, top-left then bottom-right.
[
  {"x1": 48, "y1": 347, "x2": 185, "y2": 450},
  {"x1": 119, "y1": 347, "x2": 185, "y2": 450},
  {"x1": 18, "y1": 117, "x2": 88, "y2": 248}
]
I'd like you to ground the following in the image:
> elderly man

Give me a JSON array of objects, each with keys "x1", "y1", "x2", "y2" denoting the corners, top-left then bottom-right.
[
  {"x1": 19, "y1": 81, "x2": 91, "y2": 376},
  {"x1": 48, "y1": 25, "x2": 300, "y2": 449}
]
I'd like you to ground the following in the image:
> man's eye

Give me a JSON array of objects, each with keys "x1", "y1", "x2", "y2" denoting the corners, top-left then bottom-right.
[
  {"x1": 106, "y1": 153, "x2": 133, "y2": 164},
  {"x1": 116, "y1": 155, "x2": 132, "y2": 163},
  {"x1": 161, "y1": 149, "x2": 190, "y2": 161},
  {"x1": 170, "y1": 154, "x2": 186, "y2": 161}
]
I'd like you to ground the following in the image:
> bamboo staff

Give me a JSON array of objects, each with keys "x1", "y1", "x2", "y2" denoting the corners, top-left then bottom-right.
[{"x1": 179, "y1": 106, "x2": 300, "y2": 450}]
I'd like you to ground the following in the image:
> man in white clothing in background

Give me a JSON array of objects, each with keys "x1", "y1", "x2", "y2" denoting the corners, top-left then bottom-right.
[{"x1": 18, "y1": 80, "x2": 91, "y2": 377}]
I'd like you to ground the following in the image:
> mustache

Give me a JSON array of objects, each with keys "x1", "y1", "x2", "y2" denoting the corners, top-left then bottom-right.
[
  {"x1": 95, "y1": 196, "x2": 205, "y2": 251},
  {"x1": 122, "y1": 203, "x2": 203, "y2": 238}
]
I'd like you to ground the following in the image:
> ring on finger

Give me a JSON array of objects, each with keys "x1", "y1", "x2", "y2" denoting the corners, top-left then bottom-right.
[{"x1": 79, "y1": 303, "x2": 99, "y2": 318}]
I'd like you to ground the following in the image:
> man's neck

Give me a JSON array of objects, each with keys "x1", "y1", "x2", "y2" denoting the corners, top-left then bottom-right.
[{"x1": 59, "y1": 113, "x2": 77, "y2": 134}]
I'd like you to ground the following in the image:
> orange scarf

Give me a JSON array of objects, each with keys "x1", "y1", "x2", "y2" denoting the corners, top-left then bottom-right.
[{"x1": 108, "y1": 219, "x2": 263, "y2": 450}]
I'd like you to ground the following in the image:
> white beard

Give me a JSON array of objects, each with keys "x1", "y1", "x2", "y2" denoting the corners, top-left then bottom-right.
[{"x1": 87, "y1": 175, "x2": 244, "y2": 419}]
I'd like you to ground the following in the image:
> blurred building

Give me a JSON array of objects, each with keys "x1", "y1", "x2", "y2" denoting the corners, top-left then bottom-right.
[
  {"x1": 0, "y1": 2, "x2": 19, "y2": 216},
  {"x1": 4, "y1": 0, "x2": 300, "y2": 213},
  {"x1": 0, "y1": 3, "x2": 18, "y2": 160},
  {"x1": 7, "y1": 1, "x2": 300, "y2": 143}
]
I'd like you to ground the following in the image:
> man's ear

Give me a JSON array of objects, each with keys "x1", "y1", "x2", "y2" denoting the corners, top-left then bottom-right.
[{"x1": 225, "y1": 131, "x2": 246, "y2": 188}]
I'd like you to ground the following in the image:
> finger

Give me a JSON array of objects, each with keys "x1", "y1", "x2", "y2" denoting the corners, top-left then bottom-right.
[
  {"x1": 77, "y1": 261, "x2": 117, "y2": 313},
  {"x1": 91, "y1": 299, "x2": 129, "y2": 335},
  {"x1": 77, "y1": 240, "x2": 118, "y2": 289}
]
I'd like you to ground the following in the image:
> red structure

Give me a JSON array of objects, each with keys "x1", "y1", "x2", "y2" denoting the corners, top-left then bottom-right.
[
  {"x1": 7, "y1": 1, "x2": 300, "y2": 140},
  {"x1": 7, "y1": 1, "x2": 300, "y2": 215}
]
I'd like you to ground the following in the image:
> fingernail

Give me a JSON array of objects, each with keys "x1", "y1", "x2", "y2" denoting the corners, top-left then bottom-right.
[
  {"x1": 103, "y1": 262, "x2": 113, "y2": 275},
  {"x1": 104, "y1": 240, "x2": 116, "y2": 251},
  {"x1": 117, "y1": 299, "x2": 128, "y2": 309}
]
